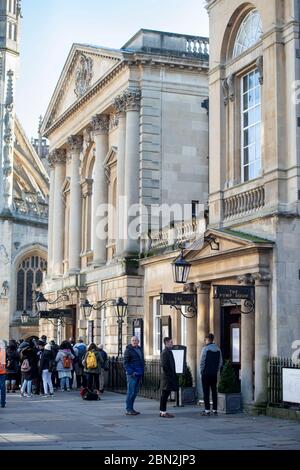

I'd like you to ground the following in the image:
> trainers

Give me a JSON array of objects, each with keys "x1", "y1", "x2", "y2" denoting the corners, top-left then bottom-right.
[
  {"x1": 133, "y1": 410, "x2": 140, "y2": 415},
  {"x1": 43, "y1": 394, "x2": 49, "y2": 398},
  {"x1": 67, "y1": 388, "x2": 71, "y2": 392},
  {"x1": 201, "y1": 410, "x2": 211, "y2": 416},
  {"x1": 160, "y1": 412, "x2": 175, "y2": 418},
  {"x1": 212, "y1": 410, "x2": 218, "y2": 415},
  {"x1": 125, "y1": 411, "x2": 139, "y2": 416}
]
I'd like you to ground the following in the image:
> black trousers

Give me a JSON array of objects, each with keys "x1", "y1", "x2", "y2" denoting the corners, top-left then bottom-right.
[
  {"x1": 160, "y1": 390, "x2": 171, "y2": 412},
  {"x1": 202, "y1": 374, "x2": 218, "y2": 411},
  {"x1": 87, "y1": 373, "x2": 99, "y2": 391}
]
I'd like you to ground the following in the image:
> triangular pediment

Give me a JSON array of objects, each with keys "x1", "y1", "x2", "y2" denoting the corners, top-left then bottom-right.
[
  {"x1": 42, "y1": 44, "x2": 122, "y2": 132},
  {"x1": 186, "y1": 228, "x2": 273, "y2": 261}
]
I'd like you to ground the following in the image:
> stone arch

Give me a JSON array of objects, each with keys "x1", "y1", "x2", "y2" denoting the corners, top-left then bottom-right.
[{"x1": 220, "y1": 3, "x2": 262, "y2": 63}]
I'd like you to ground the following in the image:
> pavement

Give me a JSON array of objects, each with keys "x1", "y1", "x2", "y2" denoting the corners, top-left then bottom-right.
[{"x1": 0, "y1": 390, "x2": 300, "y2": 450}]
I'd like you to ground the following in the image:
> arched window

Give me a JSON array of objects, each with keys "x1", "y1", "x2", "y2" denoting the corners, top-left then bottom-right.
[
  {"x1": 233, "y1": 10, "x2": 263, "y2": 58},
  {"x1": 16, "y1": 255, "x2": 47, "y2": 312}
]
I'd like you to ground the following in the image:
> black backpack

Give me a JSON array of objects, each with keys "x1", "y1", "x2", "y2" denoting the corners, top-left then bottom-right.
[{"x1": 81, "y1": 388, "x2": 99, "y2": 401}]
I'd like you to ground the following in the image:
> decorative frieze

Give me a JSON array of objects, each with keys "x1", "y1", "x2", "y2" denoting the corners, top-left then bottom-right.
[{"x1": 91, "y1": 114, "x2": 109, "y2": 135}]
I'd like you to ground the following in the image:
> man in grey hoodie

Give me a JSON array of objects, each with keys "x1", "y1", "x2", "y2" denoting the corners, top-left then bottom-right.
[{"x1": 200, "y1": 333, "x2": 223, "y2": 416}]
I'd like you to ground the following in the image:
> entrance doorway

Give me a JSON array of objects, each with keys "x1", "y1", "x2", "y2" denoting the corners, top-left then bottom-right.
[
  {"x1": 221, "y1": 305, "x2": 241, "y2": 387},
  {"x1": 65, "y1": 306, "x2": 77, "y2": 341}
]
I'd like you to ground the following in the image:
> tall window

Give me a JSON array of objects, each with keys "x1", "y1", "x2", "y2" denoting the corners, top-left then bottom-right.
[
  {"x1": 152, "y1": 297, "x2": 161, "y2": 355},
  {"x1": 233, "y1": 10, "x2": 263, "y2": 58},
  {"x1": 241, "y1": 69, "x2": 261, "y2": 182},
  {"x1": 16, "y1": 255, "x2": 47, "y2": 311}
]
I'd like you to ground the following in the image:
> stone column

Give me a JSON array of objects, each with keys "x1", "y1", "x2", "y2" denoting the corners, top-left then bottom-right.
[
  {"x1": 253, "y1": 273, "x2": 271, "y2": 407},
  {"x1": 238, "y1": 275, "x2": 255, "y2": 406},
  {"x1": 183, "y1": 284, "x2": 198, "y2": 385},
  {"x1": 52, "y1": 149, "x2": 66, "y2": 276},
  {"x1": 91, "y1": 115, "x2": 109, "y2": 266},
  {"x1": 196, "y1": 283, "x2": 210, "y2": 397},
  {"x1": 68, "y1": 135, "x2": 83, "y2": 274},
  {"x1": 124, "y1": 89, "x2": 141, "y2": 256},
  {"x1": 47, "y1": 154, "x2": 56, "y2": 276},
  {"x1": 113, "y1": 95, "x2": 127, "y2": 257}
]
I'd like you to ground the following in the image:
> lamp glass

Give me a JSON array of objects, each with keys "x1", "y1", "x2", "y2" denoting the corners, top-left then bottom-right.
[
  {"x1": 35, "y1": 292, "x2": 48, "y2": 312},
  {"x1": 81, "y1": 299, "x2": 93, "y2": 319},
  {"x1": 172, "y1": 256, "x2": 191, "y2": 284},
  {"x1": 115, "y1": 297, "x2": 128, "y2": 319},
  {"x1": 21, "y1": 310, "x2": 29, "y2": 324}
]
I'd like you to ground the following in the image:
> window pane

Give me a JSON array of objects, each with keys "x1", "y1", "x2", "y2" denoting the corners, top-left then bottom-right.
[
  {"x1": 244, "y1": 165, "x2": 249, "y2": 182},
  {"x1": 36, "y1": 270, "x2": 43, "y2": 287},
  {"x1": 17, "y1": 270, "x2": 25, "y2": 311},
  {"x1": 244, "y1": 147, "x2": 249, "y2": 165},
  {"x1": 248, "y1": 144, "x2": 256, "y2": 163},
  {"x1": 26, "y1": 270, "x2": 34, "y2": 310}
]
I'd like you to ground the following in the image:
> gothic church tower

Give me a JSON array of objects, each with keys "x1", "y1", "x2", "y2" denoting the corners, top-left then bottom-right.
[{"x1": 0, "y1": 0, "x2": 21, "y2": 215}]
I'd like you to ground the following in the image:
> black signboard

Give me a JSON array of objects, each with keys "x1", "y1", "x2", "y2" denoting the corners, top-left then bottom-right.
[
  {"x1": 39, "y1": 309, "x2": 73, "y2": 319},
  {"x1": 213, "y1": 285, "x2": 254, "y2": 301},
  {"x1": 160, "y1": 293, "x2": 197, "y2": 307}
]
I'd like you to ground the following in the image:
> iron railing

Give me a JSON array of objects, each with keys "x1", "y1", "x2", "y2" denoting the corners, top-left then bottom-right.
[
  {"x1": 268, "y1": 357, "x2": 300, "y2": 406},
  {"x1": 107, "y1": 357, "x2": 161, "y2": 400}
]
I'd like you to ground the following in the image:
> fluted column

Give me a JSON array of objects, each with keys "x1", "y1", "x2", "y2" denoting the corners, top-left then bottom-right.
[
  {"x1": 253, "y1": 272, "x2": 271, "y2": 407},
  {"x1": 124, "y1": 89, "x2": 141, "y2": 256},
  {"x1": 113, "y1": 95, "x2": 127, "y2": 257},
  {"x1": 52, "y1": 149, "x2": 66, "y2": 276},
  {"x1": 91, "y1": 114, "x2": 109, "y2": 266},
  {"x1": 47, "y1": 154, "x2": 56, "y2": 276},
  {"x1": 196, "y1": 283, "x2": 210, "y2": 397},
  {"x1": 68, "y1": 135, "x2": 83, "y2": 274}
]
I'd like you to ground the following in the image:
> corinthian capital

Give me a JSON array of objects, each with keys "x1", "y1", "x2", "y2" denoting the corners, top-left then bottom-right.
[
  {"x1": 48, "y1": 149, "x2": 67, "y2": 167},
  {"x1": 68, "y1": 135, "x2": 83, "y2": 151},
  {"x1": 113, "y1": 88, "x2": 141, "y2": 113},
  {"x1": 252, "y1": 272, "x2": 271, "y2": 286},
  {"x1": 91, "y1": 114, "x2": 109, "y2": 135}
]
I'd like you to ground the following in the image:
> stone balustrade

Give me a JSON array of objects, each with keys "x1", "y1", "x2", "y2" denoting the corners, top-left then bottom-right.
[
  {"x1": 224, "y1": 186, "x2": 265, "y2": 219},
  {"x1": 186, "y1": 37, "x2": 209, "y2": 56},
  {"x1": 149, "y1": 218, "x2": 205, "y2": 251}
]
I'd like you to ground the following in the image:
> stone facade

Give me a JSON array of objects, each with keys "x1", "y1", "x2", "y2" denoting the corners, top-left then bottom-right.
[
  {"x1": 0, "y1": 1, "x2": 49, "y2": 342},
  {"x1": 41, "y1": 29, "x2": 209, "y2": 355}
]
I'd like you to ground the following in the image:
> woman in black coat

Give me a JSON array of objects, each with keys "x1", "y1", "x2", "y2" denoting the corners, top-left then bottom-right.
[
  {"x1": 159, "y1": 337, "x2": 178, "y2": 418},
  {"x1": 6, "y1": 341, "x2": 19, "y2": 393}
]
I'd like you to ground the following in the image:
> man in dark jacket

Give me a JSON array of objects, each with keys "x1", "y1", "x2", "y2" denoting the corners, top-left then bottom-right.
[
  {"x1": 124, "y1": 336, "x2": 144, "y2": 415},
  {"x1": 200, "y1": 333, "x2": 223, "y2": 416},
  {"x1": 159, "y1": 337, "x2": 178, "y2": 418}
]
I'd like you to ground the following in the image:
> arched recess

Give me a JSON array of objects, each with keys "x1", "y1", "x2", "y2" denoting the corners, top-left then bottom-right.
[
  {"x1": 220, "y1": 3, "x2": 262, "y2": 64},
  {"x1": 12, "y1": 244, "x2": 48, "y2": 316}
]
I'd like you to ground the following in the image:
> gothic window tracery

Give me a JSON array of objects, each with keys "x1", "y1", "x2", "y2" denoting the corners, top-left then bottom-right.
[{"x1": 16, "y1": 255, "x2": 47, "y2": 311}]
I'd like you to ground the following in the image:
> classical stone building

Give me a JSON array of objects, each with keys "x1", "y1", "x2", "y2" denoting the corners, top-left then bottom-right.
[
  {"x1": 142, "y1": 0, "x2": 300, "y2": 411},
  {"x1": 41, "y1": 29, "x2": 209, "y2": 350},
  {"x1": 0, "y1": 0, "x2": 49, "y2": 341}
]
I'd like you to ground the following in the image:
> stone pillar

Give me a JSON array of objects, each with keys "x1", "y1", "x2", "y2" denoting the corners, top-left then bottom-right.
[
  {"x1": 47, "y1": 155, "x2": 56, "y2": 276},
  {"x1": 91, "y1": 114, "x2": 109, "y2": 266},
  {"x1": 253, "y1": 273, "x2": 271, "y2": 407},
  {"x1": 123, "y1": 89, "x2": 141, "y2": 256},
  {"x1": 68, "y1": 135, "x2": 83, "y2": 274},
  {"x1": 238, "y1": 275, "x2": 255, "y2": 406},
  {"x1": 113, "y1": 95, "x2": 127, "y2": 257},
  {"x1": 196, "y1": 283, "x2": 210, "y2": 397},
  {"x1": 52, "y1": 149, "x2": 66, "y2": 276},
  {"x1": 183, "y1": 284, "x2": 198, "y2": 385}
]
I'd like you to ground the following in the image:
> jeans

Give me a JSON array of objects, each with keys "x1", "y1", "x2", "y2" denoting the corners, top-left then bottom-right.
[
  {"x1": 0, "y1": 375, "x2": 6, "y2": 407},
  {"x1": 126, "y1": 374, "x2": 140, "y2": 412},
  {"x1": 87, "y1": 373, "x2": 99, "y2": 391},
  {"x1": 202, "y1": 374, "x2": 218, "y2": 411},
  {"x1": 21, "y1": 379, "x2": 32, "y2": 396},
  {"x1": 42, "y1": 370, "x2": 54, "y2": 395},
  {"x1": 60, "y1": 376, "x2": 70, "y2": 391}
]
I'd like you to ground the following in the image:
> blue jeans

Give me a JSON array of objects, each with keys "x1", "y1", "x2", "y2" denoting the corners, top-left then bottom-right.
[
  {"x1": 0, "y1": 375, "x2": 6, "y2": 407},
  {"x1": 126, "y1": 374, "x2": 140, "y2": 412},
  {"x1": 60, "y1": 376, "x2": 70, "y2": 391}
]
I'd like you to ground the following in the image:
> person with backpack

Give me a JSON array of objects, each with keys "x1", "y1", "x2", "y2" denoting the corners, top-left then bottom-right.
[
  {"x1": 55, "y1": 341, "x2": 74, "y2": 392},
  {"x1": 82, "y1": 343, "x2": 103, "y2": 395},
  {"x1": 0, "y1": 340, "x2": 7, "y2": 408},
  {"x1": 6, "y1": 340, "x2": 19, "y2": 393},
  {"x1": 40, "y1": 343, "x2": 55, "y2": 397},
  {"x1": 97, "y1": 344, "x2": 108, "y2": 394},
  {"x1": 74, "y1": 338, "x2": 87, "y2": 389},
  {"x1": 20, "y1": 345, "x2": 35, "y2": 397}
]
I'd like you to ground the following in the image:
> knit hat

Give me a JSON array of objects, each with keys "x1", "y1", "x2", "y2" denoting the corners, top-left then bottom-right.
[{"x1": 45, "y1": 343, "x2": 52, "y2": 351}]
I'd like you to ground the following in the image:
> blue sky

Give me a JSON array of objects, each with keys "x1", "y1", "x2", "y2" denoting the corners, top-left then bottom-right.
[{"x1": 16, "y1": 0, "x2": 209, "y2": 139}]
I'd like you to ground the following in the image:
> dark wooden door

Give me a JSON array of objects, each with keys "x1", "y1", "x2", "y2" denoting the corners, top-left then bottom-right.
[{"x1": 221, "y1": 305, "x2": 241, "y2": 385}]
